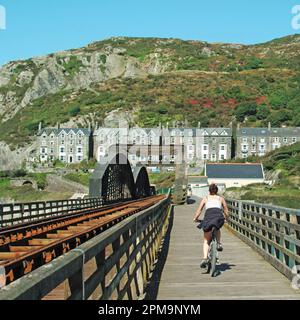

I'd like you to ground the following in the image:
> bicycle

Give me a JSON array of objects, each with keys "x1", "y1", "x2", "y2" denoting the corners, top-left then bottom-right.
[
  {"x1": 206, "y1": 226, "x2": 219, "y2": 277},
  {"x1": 195, "y1": 220, "x2": 220, "y2": 277}
]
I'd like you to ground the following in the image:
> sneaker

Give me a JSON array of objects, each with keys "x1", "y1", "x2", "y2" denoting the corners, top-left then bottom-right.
[
  {"x1": 217, "y1": 243, "x2": 223, "y2": 252},
  {"x1": 200, "y1": 258, "x2": 209, "y2": 268}
]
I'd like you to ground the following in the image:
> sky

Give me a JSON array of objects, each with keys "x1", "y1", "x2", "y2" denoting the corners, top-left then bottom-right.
[{"x1": 0, "y1": 0, "x2": 299, "y2": 66}]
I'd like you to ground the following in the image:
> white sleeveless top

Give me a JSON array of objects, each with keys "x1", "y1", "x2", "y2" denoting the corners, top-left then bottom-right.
[{"x1": 205, "y1": 195, "x2": 222, "y2": 209}]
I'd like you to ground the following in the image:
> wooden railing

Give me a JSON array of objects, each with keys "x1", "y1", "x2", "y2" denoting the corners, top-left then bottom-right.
[
  {"x1": 226, "y1": 199, "x2": 300, "y2": 280},
  {"x1": 0, "y1": 194, "x2": 171, "y2": 300},
  {"x1": 0, "y1": 198, "x2": 105, "y2": 228}
]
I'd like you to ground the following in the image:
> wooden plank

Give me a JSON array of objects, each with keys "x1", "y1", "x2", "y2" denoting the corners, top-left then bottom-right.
[
  {"x1": 46, "y1": 234, "x2": 73, "y2": 239},
  {"x1": 67, "y1": 226, "x2": 91, "y2": 231},
  {"x1": 28, "y1": 239, "x2": 57, "y2": 246},
  {"x1": 9, "y1": 246, "x2": 42, "y2": 252},
  {"x1": 0, "y1": 252, "x2": 26, "y2": 260}
]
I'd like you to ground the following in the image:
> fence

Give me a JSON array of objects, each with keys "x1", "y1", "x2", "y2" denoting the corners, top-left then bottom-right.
[
  {"x1": 0, "y1": 198, "x2": 105, "y2": 228},
  {"x1": 226, "y1": 199, "x2": 300, "y2": 280},
  {"x1": 0, "y1": 193, "x2": 172, "y2": 300}
]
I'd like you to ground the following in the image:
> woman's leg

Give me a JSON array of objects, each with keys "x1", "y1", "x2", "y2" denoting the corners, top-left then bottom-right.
[{"x1": 203, "y1": 231, "x2": 212, "y2": 259}]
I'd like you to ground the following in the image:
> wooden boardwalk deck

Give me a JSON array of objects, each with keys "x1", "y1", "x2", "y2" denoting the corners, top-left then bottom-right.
[{"x1": 145, "y1": 197, "x2": 300, "y2": 300}]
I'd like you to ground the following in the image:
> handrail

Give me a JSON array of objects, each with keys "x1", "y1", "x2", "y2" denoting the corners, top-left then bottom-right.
[{"x1": 226, "y1": 198, "x2": 300, "y2": 280}]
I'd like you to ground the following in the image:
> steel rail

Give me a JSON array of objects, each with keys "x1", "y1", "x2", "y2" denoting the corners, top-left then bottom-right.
[{"x1": 0, "y1": 195, "x2": 165, "y2": 288}]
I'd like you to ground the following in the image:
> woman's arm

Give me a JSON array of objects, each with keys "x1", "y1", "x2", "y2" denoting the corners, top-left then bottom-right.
[
  {"x1": 221, "y1": 197, "x2": 229, "y2": 220},
  {"x1": 193, "y1": 198, "x2": 206, "y2": 221}
]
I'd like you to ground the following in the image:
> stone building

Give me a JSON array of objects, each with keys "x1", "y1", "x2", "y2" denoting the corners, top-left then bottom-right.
[
  {"x1": 236, "y1": 124, "x2": 300, "y2": 159},
  {"x1": 93, "y1": 126, "x2": 233, "y2": 166},
  {"x1": 37, "y1": 125, "x2": 92, "y2": 164}
]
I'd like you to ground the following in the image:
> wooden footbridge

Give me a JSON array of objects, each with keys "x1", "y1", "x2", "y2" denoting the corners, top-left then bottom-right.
[{"x1": 0, "y1": 153, "x2": 299, "y2": 300}]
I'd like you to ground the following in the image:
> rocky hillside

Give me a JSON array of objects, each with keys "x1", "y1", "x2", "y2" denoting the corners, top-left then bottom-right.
[{"x1": 1, "y1": 35, "x2": 300, "y2": 168}]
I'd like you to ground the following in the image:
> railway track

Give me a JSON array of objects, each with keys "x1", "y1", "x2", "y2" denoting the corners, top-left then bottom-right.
[{"x1": 0, "y1": 195, "x2": 165, "y2": 288}]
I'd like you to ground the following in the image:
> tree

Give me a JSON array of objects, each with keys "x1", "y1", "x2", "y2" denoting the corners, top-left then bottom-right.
[
  {"x1": 256, "y1": 104, "x2": 271, "y2": 120},
  {"x1": 234, "y1": 102, "x2": 257, "y2": 122}
]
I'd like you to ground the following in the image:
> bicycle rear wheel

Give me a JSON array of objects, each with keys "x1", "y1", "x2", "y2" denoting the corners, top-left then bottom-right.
[{"x1": 210, "y1": 229, "x2": 218, "y2": 277}]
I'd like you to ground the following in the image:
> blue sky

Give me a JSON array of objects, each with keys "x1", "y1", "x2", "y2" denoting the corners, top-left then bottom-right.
[{"x1": 0, "y1": 0, "x2": 299, "y2": 66}]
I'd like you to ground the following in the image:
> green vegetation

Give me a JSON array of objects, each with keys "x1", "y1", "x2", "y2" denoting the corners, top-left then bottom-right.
[
  {"x1": 0, "y1": 175, "x2": 71, "y2": 203},
  {"x1": 1, "y1": 35, "x2": 300, "y2": 147},
  {"x1": 64, "y1": 172, "x2": 90, "y2": 187},
  {"x1": 226, "y1": 142, "x2": 300, "y2": 209},
  {"x1": 57, "y1": 55, "x2": 83, "y2": 76},
  {"x1": 226, "y1": 184, "x2": 300, "y2": 209},
  {"x1": 148, "y1": 172, "x2": 175, "y2": 189}
]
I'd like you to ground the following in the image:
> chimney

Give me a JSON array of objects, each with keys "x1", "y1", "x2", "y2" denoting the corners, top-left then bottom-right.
[
  {"x1": 166, "y1": 122, "x2": 169, "y2": 129},
  {"x1": 237, "y1": 123, "x2": 240, "y2": 130},
  {"x1": 198, "y1": 122, "x2": 201, "y2": 129},
  {"x1": 57, "y1": 122, "x2": 60, "y2": 129},
  {"x1": 38, "y1": 122, "x2": 42, "y2": 133},
  {"x1": 268, "y1": 122, "x2": 271, "y2": 131}
]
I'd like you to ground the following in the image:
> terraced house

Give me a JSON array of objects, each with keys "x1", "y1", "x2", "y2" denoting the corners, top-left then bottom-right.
[
  {"x1": 236, "y1": 124, "x2": 300, "y2": 159},
  {"x1": 93, "y1": 126, "x2": 233, "y2": 165},
  {"x1": 37, "y1": 125, "x2": 92, "y2": 164}
]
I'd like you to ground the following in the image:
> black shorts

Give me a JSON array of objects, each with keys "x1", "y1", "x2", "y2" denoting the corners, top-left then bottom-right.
[{"x1": 202, "y1": 208, "x2": 225, "y2": 232}]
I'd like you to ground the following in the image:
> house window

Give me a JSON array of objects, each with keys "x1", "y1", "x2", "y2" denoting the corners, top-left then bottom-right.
[
  {"x1": 242, "y1": 145, "x2": 247, "y2": 150},
  {"x1": 283, "y1": 137, "x2": 288, "y2": 143},
  {"x1": 260, "y1": 145, "x2": 265, "y2": 150},
  {"x1": 221, "y1": 155, "x2": 225, "y2": 160},
  {"x1": 203, "y1": 154, "x2": 207, "y2": 160},
  {"x1": 78, "y1": 140, "x2": 82, "y2": 145},
  {"x1": 61, "y1": 140, "x2": 65, "y2": 145},
  {"x1": 60, "y1": 147, "x2": 65, "y2": 153},
  {"x1": 243, "y1": 138, "x2": 247, "y2": 143},
  {"x1": 260, "y1": 138, "x2": 265, "y2": 143},
  {"x1": 70, "y1": 140, "x2": 73, "y2": 145},
  {"x1": 41, "y1": 148, "x2": 46, "y2": 154},
  {"x1": 77, "y1": 156, "x2": 82, "y2": 161},
  {"x1": 51, "y1": 149, "x2": 54, "y2": 154},
  {"x1": 274, "y1": 137, "x2": 279, "y2": 143},
  {"x1": 203, "y1": 145, "x2": 208, "y2": 151},
  {"x1": 220, "y1": 145, "x2": 225, "y2": 151},
  {"x1": 69, "y1": 148, "x2": 73, "y2": 153},
  {"x1": 60, "y1": 156, "x2": 65, "y2": 161},
  {"x1": 50, "y1": 141, "x2": 54, "y2": 146},
  {"x1": 77, "y1": 147, "x2": 82, "y2": 153},
  {"x1": 252, "y1": 137, "x2": 256, "y2": 143},
  {"x1": 292, "y1": 137, "x2": 297, "y2": 143}
]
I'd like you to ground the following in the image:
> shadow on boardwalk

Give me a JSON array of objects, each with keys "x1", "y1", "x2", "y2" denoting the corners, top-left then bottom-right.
[{"x1": 144, "y1": 206, "x2": 175, "y2": 300}]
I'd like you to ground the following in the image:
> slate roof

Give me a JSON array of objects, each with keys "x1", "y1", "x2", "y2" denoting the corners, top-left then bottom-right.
[
  {"x1": 237, "y1": 127, "x2": 300, "y2": 137},
  {"x1": 205, "y1": 163, "x2": 264, "y2": 179},
  {"x1": 38, "y1": 128, "x2": 91, "y2": 136}
]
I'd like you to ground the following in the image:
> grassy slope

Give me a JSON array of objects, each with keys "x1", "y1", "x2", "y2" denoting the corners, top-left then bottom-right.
[
  {"x1": 1, "y1": 36, "x2": 300, "y2": 146},
  {"x1": 0, "y1": 178, "x2": 72, "y2": 203}
]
